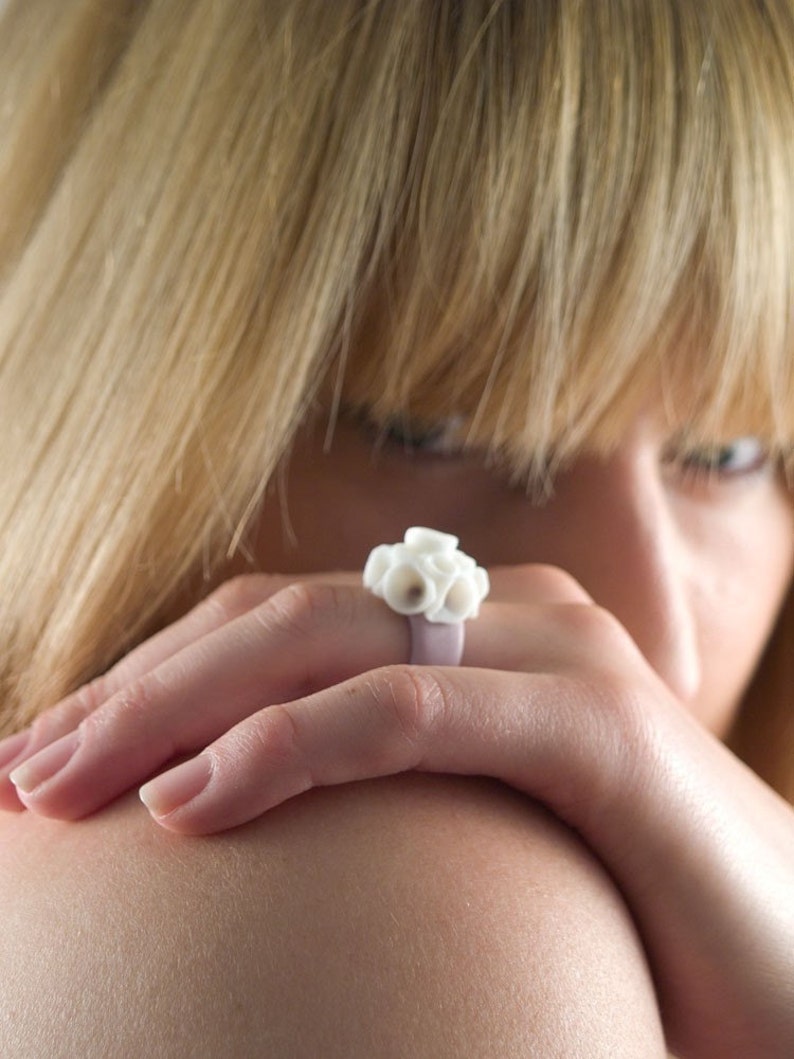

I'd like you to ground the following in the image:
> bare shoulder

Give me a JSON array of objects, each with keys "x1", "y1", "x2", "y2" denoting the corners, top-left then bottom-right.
[{"x1": 0, "y1": 774, "x2": 666, "y2": 1057}]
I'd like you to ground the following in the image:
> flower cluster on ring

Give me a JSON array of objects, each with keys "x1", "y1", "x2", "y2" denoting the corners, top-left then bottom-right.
[{"x1": 363, "y1": 527, "x2": 490, "y2": 624}]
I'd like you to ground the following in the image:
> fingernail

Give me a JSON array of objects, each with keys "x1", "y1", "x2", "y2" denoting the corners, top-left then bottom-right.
[
  {"x1": 9, "y1": 729, "x2": 81, "y2": 794},
  {"x1": 139, "y1": 756, "x2": 212, "y2": 817},
  {"x1": 0, "y1": 730, "x2": 30, "y2": 770}
]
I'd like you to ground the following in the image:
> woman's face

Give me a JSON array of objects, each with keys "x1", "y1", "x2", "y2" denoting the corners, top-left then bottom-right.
[{"x1": 251, "y1": 411, "x2": 794, "y2": 738}]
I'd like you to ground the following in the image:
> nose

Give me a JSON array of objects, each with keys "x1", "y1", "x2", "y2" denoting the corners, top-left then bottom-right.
[{"x1": 534, "y1": 445, "x2": 702, "y2": 703}]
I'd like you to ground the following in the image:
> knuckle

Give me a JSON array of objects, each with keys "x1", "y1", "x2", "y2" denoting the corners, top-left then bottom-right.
[
  {"x1": 502, "y1": 563, "x2": 592, "y2": 604},
  {"x1": 79, "y1": 675, "x2": 159, "y2": 741},
  {"x1": 532, "y1": 564, "x2": 591, "y2": 601},
  {"x1": 69, "y1": 679, "x2": 110, "y2": 727},
  {"x1": 571, "y1": 672, "x2": 656, "y2": 805},
  {"x1": 536, "y1": 674, "x2": 636, "y2": 822},
  {"x1": 70, "y1": 676, "x2": 108, "y2": 717},
  {"x1": 590, "y1": 676, "x2": 649, "y2": 751},
  {"x1": 262, "y1": 580, "x2": 356, "y2": 640},
  {"x1": 221, "y1": 707, "x2": 285, "y2": 761},
  {"x1": 374, "y1": 665, "x2": 449, "y2": 751},
  {"x1": 203, "y1": 573, "x2": 274, "y2": 623},
  {"x1": 253, "y1": 705, "x2": 302, "y2": 771},
  {"x1": 216, "y1": 706, "x2": 311, "y2": 783},
  {"x1": 553, "y1": 602, "x2": 635, "y2": 658},
  {"x1": 29, "y1": 678, "x2": 107, "y2": 740}
]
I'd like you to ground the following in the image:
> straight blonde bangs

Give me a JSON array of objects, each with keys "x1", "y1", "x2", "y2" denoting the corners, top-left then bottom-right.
[
  {"x1": 0, "y1": 0, "x2": 792, "y2": 729},
  {"x1": 340, "y1": 0, "x2": 794, "y2": 489}
]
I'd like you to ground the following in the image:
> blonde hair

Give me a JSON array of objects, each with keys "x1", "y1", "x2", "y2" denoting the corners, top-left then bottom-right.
[{"x1": 0, "y1": 0, "x2": 792, "y2": 795}]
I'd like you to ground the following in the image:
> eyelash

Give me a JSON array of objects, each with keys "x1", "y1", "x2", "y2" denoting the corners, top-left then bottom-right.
[
  {"x1": 663, "y1": 437, "x2": 772, "y2": 484},
  {"x1": 377, "y1": 418, "x2": 775, "y2": 489},
  {"x1": 380, "y1": 419, "x2": 464, "y2": 456}
]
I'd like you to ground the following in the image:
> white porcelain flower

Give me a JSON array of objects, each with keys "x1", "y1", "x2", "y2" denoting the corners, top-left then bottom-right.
[{"x1": 363, "y1": 527, "x2": 489, "y2": 623}]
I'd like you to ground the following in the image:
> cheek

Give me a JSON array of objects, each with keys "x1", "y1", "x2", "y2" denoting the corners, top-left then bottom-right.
[{"x1": 691, "y1": 496, "x2": 794, "y2": 736}]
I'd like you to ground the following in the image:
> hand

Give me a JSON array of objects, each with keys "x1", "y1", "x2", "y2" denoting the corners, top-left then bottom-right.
[{"x1": 1, "y1": 568, "x2": 793, "y2": 1057}]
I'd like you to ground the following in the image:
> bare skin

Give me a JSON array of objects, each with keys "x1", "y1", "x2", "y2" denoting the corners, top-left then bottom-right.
[
  {"x1": 0, "y1": 777, "x2": 667, "y2": 1057},
  {"x1": 1, "y1": 411, "x2": 793, "y2": 1055}
]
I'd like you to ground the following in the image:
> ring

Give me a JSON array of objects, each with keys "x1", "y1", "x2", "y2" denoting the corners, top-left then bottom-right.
[{"x1": 363, "y1": 527, "x2": 490, "y2": 666}]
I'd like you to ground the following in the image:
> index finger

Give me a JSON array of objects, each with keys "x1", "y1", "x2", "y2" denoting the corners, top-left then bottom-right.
[{"x1": 0, "y1": 571, "x2": 358, "y2": 809}]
